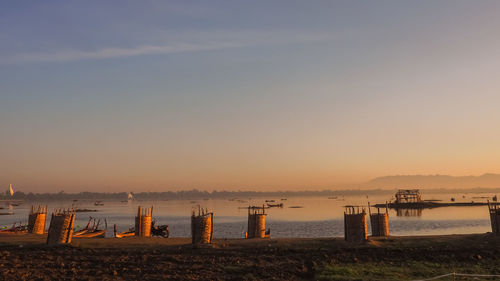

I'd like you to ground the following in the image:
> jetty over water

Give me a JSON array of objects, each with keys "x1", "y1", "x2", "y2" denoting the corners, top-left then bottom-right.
[{"x1": 374, "y1": 189, "x2": 500, "y2": 209}]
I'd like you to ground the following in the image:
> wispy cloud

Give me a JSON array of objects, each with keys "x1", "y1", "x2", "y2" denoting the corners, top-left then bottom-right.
[
  {"x1": 1, "y1": 42, "x2": 243, "y2": 64},
  {"x1": 0, "y1": 30, "x2": 331, "y2": 64}
]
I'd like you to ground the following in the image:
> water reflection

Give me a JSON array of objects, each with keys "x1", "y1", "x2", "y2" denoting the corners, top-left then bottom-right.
[
  {"x1": 395, "y1": 208, "x2": 422, "y2": 217},
  {"x1": 0, "y1": 193, "x2": 495, "y2": 237}
]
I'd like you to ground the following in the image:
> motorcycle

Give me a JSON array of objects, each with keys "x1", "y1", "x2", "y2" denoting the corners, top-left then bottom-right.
[{"x1": 151, "y1": 220, "x2": 169, "y2": 238}]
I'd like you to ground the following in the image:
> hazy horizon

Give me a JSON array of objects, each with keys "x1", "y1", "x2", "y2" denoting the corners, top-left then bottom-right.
[
  {"x1": 2, "y1": 1, "x2": 500, "y2": 192},
  {"x1": 6, "y1": 172, "x2": 500, "y2": 193}
]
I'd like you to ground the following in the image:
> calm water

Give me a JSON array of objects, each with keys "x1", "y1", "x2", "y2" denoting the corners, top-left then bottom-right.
[{"x1": 0, "y1": 192, "x2": 495, "y2": 238}]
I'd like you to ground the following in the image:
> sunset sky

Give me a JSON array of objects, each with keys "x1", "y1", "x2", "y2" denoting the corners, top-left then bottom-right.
[{"x1": 1, "y1": 1, "x2": 500, "y2": 192}]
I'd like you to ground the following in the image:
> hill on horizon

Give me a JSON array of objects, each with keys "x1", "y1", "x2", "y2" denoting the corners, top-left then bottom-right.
[{"x1": 364, "y1": 173, "x2": 500, "y2": 189}]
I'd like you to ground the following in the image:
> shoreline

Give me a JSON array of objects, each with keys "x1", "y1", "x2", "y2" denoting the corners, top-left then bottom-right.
[{"x1": 1, "y1": 233, "x2": 500, "y2": 280}]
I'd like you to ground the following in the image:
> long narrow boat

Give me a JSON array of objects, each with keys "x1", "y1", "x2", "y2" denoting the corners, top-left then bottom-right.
[
  {"x1": 113, "y1": 224, "x2": 134, "y2": 238},
  {"x1": 73, "y1": 218, "x2": 94, "y2": 236},
  {"x1": 266, "y1": 203, "x2": 283, "y2": 208},
  {"x1": 76, "y1": 229, "x2": 106, "y2": 238},
  {"x1": 74, "y1": 218, "x2": 107, "y2": 238},
  {"x1": 0, "y1": 222, "x2": 27, "y2": 234}
]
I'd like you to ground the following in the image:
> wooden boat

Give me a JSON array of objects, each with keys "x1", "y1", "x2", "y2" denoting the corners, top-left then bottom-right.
[
  {"x1": 73, "y1": 217, "x2": 94, "y2": 236},
  {"x1": 113, "y1": 224, "x2": 134, "y2": 238},
  {"x1": 266, "y1": 203, "x2": 283, "y2": 208},
  {"x1": 74, "y1": 218, "x2": 106, "y2": 238},
  {"x1": 76, "y1": 229, "x2": 106, "y2": 238},
  {"x1": 0, "y1": 222, "x2": 27, "y2": 234},
  {"x1": 75, "y1": 208, "x2": 98, "y2": 213}
]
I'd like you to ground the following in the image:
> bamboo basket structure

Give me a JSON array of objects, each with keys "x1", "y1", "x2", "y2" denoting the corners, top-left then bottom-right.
[
  {"x1": 191, "y1": 207, "x2": 213, "y2": 244},
  {"x1": 247, "y1": 205, "x2": 268, "y2": 238},
  {"x1": 488, "y1": 201, "x2": 500, "y2": 235},
  {"x1": 28, "y1": 205, "x2": 47, "y2": 234},
  {"x1": 368, "y1": 202, "x2": 390, "y2": 237},
  {"x1": 46, "y1": 209, "x2": 75, "y2": 246},
  {"x1": 344, "y1": 206, "x2": 367, "y2": 243},
  {"x1": 135, "y1": 206, "x2": 153, "y2": 237}
]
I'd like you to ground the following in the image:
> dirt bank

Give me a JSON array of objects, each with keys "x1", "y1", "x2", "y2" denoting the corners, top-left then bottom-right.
[{"x1": 1, "y1": 233, "x2": 500, "y2": 280}]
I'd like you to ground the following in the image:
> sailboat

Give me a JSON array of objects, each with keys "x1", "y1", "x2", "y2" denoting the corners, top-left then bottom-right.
[
  {"x1": 121, "y1": 192, "x2": 134, "y2": 203},
  {"x1": 8, "y1": 184, "x2": 21, "y2": 206}
]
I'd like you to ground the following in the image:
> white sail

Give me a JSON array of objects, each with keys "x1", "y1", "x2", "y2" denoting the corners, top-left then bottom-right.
[
  {"x1": 9, "y1": 184, "x2": 14, "y2": 196},
  {"x1": 128, "y1": 192, "x2": 134, "y2": 200}
]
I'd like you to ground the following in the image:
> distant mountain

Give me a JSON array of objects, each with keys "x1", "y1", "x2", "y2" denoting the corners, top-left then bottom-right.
[{"x1": 364, "y1": 173, "x2": 500, "y2": 189}]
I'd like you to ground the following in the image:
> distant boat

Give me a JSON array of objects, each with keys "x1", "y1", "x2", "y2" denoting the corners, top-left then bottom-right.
[
  {"x1": 267, "y1": 203, "x2": 283, "y2": 208},
  {"x1": 94, "y1": 201, "x2": 104, "y2": 206},
  {"x1": 9, "y1": 184, "x2": 14, "y2": 196},
  {"x1": 128, "y1": 192, "x2": 134, "y2": 201}
]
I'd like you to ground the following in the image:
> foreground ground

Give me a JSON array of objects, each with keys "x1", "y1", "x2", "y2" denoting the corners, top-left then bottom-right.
[{"x1": 0, "y1": 233, "x2": 500, "y2": 280}]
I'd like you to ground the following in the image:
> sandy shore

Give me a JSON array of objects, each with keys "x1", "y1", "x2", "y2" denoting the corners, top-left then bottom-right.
[{"x1": 1, "y1": 233, "x2": 500, "y2": 280}]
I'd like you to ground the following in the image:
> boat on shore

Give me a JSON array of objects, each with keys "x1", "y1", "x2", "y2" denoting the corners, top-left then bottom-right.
[
  {"x1": 113, "y1": 224, "x2": 134, "y2": 238},
  {"x1": 73, "y1": 218, "x2": 107, "y2": 238},
  {"x1": 0, "y1": 222, "x2": 27, "y2": 233}
]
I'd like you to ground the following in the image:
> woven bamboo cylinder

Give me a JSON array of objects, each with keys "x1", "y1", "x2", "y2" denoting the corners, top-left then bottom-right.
[
  {"x1": 46, "y1": 209, "x2": 75, "y2": 246},
  {"x1": 247, "y1": 214, "x2": 266, "y2": 238},
  {"x1": 28, "y1": 205, "x2": 47, "y2": 234},
  {"x1": 191, "y1": 209, "x2": 213, "y2": 244},
  {"x1": 135, "y1": 206, "x2": 153, "y2": 237},
  {"x1": 488, "y1": 202, "x2": 500, "y2": 235},
  {"x1": 370, "y1": 213, "x2": 389, "y2": 237},
  {"x1": 344, "y1": 207, "x2": 367, "y2": 243},
  {"x1": 490, "y1": 212, "x2": 499, "y2": 234}
]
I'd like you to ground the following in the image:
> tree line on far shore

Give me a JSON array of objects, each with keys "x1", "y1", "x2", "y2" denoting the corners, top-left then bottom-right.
[{"x1": 2, "y1": 187, "x2": 500, "y2": 201}]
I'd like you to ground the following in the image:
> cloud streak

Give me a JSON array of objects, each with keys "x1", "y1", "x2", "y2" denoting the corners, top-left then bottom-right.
[
  {"x1": 0, "y1": 30, "x2": 331, "y2": 64},
  {"x1": 1, "y1": 42, "x2": 243, "y2": 64}
]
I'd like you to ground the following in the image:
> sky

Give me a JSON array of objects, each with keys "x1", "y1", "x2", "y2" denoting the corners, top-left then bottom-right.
[{"x1": 1, "y1": 1, "x2": 500, "y2": 192}]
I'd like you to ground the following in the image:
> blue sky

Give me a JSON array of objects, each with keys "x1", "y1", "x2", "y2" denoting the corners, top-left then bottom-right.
[{"x1": 1, "y1": 1, "x2": 500, "y2": 192}]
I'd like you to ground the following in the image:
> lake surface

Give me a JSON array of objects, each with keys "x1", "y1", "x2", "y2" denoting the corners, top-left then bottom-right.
[{"x1": 0, "y1": 191, "x2": 496, "y2": 238}]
